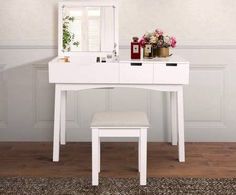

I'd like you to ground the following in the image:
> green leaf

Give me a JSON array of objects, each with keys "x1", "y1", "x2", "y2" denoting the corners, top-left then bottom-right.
[{"x1": 63, "y1": 15, "x2": 80, "y2": 51}]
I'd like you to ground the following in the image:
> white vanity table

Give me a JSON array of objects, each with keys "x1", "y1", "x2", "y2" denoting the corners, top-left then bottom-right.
[{"x1": 48, "y1": 0, "x2": 189, "y2": 163}]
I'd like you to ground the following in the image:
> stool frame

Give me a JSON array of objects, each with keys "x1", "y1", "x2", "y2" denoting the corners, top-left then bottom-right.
[{"x1": 91, "y1": 127, "x2": 148, "y2": 186}]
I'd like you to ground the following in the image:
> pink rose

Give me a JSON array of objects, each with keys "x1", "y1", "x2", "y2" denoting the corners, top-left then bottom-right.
[
  {"x1": 170, "y1": 37, "x2": 177, "y2": 48},
  {"x1": 157, "y1": 39, "x2": 164, "y2": 47},
  {"x1": 139, "y1": 38, "x2": 146, "y2": 48},
  {"x1": 155, "y1": 28, "x2": 163, "y2": 36}
]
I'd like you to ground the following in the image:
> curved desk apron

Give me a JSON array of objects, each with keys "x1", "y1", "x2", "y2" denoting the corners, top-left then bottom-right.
[{"x1": 48, "y1": 55, "x2": 190, "y2": 163}]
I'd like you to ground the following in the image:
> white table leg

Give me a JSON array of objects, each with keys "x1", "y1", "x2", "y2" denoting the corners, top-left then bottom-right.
[
  {"x1": 138, "y1": 136, "x2": 141, "y2": 172},
  {"x1": 98, "y1": 138, "x2": 100, "y2": 173},
  {"x1": 92, "y1": 128, "x2": 99, "y2": 186},
  {"x1": 53, "y1": 85, "x2": 61, "y2": 162},
  {"x1": 60, "y1": 91, "x2": 66, "y2": 145},
  {"x1": 170, "y1": 92, "x2": 178, "y2": 146},
  {"x1": 177, "y1": 87, "x2": 185, "y2": 162},
  {"x1": 140, "y1": 128, "x2": 147, "y2": 185}
]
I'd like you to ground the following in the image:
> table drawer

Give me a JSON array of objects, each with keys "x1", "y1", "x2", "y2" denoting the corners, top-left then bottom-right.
[
  {"x1": 153, "y1": 63, "x2": 189, "y2": 84},
  {"x1": 120, "y1": 62, "x2": 153, "y2": 84},
  {"x1": 49, "y1": 62, "x2": 119, "y2": 83}
]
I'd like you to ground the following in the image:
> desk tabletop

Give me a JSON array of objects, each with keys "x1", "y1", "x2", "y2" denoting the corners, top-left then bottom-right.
[{"x1": 49, "y1": 54, "x2": 189, "y2": 65}]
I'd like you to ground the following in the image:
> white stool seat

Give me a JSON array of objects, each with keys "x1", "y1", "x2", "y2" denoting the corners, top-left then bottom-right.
[
  {"x1": 91, "y1": 111, "x2": 149, "y2": 186},
  {"x1": 91, "y1": 112, "x2": 150, "y2": 128}
]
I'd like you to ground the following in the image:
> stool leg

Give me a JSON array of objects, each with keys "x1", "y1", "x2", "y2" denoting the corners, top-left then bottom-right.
[
  {"x1": 92, "y1": 128, "x2": 99, "y2": 186},
  {"x1": 140, "y1": 128, "x2": 147, "y2": 185}
]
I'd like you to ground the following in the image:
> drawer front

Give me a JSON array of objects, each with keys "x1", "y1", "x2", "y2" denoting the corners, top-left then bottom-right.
[
  {"x1": 153, "y1": 63, "x2": 189, "y2": 84},
  {"x1": 120, "y1": 62, "x2": 153, "y2": 84},
  {"x1": 49, "y1": 62, "x2": 119, "y2": 83}
]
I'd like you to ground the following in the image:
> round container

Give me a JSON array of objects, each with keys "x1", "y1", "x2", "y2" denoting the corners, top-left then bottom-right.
[{"x1": 157, "y1": 47, "x2": 169, "y2": 58}]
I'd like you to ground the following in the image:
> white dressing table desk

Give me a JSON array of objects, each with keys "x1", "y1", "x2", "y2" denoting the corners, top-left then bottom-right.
[{"x1": 49, "y1": 55, "x2": 189, "y2": 163}]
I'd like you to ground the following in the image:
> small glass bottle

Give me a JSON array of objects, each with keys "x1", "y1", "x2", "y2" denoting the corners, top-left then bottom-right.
[
  {"x1": 143, "y1": 44, "x2": 153, "y2": 59},
  {"x1": 152, "y1": 45, "x2": 158, "y2": 58}
]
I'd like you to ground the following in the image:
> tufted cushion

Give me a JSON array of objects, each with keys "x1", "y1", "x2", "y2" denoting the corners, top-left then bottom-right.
[{"x1": 91, "y1": 112, "x2": 150, "y2": 128}]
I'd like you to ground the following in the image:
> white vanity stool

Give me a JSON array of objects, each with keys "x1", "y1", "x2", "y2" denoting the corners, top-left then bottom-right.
[{"x1": 91, "y1": 112, "x2": 150, "y2": 186}]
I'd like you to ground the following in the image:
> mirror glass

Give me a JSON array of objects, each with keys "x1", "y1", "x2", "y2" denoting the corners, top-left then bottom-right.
[{"x1": 62, "y1": 6, "x2": 115, "y2": 52}]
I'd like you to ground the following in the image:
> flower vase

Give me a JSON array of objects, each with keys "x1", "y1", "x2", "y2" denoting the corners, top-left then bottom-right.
[{"x1": 157, "y1": 47, "x2": 169, "y2": 58}]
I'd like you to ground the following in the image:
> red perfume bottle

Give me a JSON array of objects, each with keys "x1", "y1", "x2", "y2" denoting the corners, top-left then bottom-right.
[{"x1": 131, "y1": 37, "x2": 141, "y2": 59}]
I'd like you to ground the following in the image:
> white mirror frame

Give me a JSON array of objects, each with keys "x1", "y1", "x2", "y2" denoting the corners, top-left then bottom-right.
[{"x1": 58, "y1": 0, "x2": 119, "y2": 58}]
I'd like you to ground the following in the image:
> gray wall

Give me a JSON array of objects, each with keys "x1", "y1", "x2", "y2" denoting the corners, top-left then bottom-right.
[{"x1": 0, "y1": 0, "x2": 236, "y2": 141}]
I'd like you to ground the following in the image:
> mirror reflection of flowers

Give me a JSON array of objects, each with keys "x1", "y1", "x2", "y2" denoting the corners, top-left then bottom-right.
[
  {"x1": 139, "y1": 28, "x2": 176, "y2": 48},
  {"x1": 63, "y1": 16, "x2": 80, "y2": 52}
]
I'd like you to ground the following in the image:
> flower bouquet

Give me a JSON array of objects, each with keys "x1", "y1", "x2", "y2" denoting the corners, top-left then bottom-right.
[{"x1": 139, "y1": 28, "x2": 176, "y2": 58}]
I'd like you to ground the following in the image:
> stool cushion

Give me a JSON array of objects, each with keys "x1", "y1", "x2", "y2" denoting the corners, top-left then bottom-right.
[{"x1": 91, "y1": 112, "x2": 150, "y2": 128}]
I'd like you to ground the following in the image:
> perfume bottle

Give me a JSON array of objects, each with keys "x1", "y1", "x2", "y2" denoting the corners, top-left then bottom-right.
[
  {"x1": 131, "y1": 37, "x2": 141, "y2": 59},
  {"x1": 143, "y1": 44, "x2": 153, "y2": 59}
]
